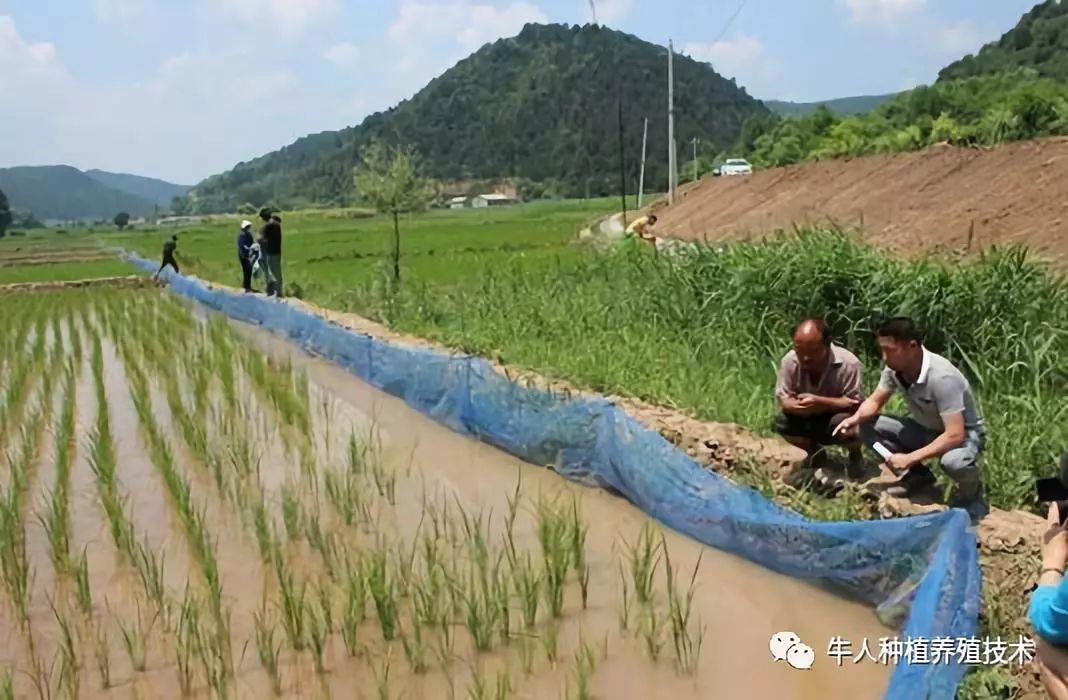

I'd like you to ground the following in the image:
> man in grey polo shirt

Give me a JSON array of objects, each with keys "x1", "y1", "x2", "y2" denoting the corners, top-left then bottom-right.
[{"x1": 834, "y1": 317, "x2": 988, "y2": 523}]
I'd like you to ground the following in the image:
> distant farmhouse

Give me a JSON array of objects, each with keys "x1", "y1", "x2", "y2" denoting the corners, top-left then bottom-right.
[
  {"x1": 449, "y1": 196, "x2": 468, "y2": 209},
  {"x1": 471, "y1": 194, "x2": 517, "y2": 208}
]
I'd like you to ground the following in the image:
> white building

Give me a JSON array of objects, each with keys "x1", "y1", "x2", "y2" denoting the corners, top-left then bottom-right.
[
  {"x1": 471, "y1": 193, "x2": 517, "y2": 208},
  {"x1": 449, "y1": 196, "x2": 468, "y2": 209}
]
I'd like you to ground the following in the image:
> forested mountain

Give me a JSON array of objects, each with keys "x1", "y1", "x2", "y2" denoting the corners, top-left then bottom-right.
[
  {"x1": 85, "y1": 170, "x2": 190, "y2": 208},
  {"x1": 939, "y1": 0, "x2": 1068, "y2": 83},
  {"x1": 0, "y1": 166, "x2": 157, "y2": 221},
  {"x1": 188, "y1": 23, "x2": 768, "y2": 213},
  {"x1": 764, "y1": 93, "x2": 896, "y2": 117}
]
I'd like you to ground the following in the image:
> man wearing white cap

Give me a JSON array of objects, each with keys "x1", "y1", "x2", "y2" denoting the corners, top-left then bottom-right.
[{"x1": 237, "y1": 220, "x2": 255, "y2": 292}]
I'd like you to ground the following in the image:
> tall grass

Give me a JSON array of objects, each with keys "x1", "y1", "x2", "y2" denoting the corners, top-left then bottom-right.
[{"x1": 352, "y1": 230, "x2": 1067, "y2": 511}]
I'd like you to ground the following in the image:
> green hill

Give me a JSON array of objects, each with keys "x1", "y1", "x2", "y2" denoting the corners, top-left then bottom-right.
[
  {"x1": 0, "y1": 166, "x2": 158, "y2": 221},
  {"x1": 188, "y1": 23, "x2": 769, "y2": 213},
  {"x1": 764, "y1": 93, "x2": 897, "y2": 117},
  {"x1": 939, "y1": 0, "x2": 1068, "y2": 82},
  {"x1": 85, "y1": 169, "x2": 190, "y2": 208}
]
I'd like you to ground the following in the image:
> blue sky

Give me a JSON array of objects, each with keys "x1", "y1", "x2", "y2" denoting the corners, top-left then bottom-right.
[{"x1": 0, "y1": 0, "x2": 1040, "y2": 184}]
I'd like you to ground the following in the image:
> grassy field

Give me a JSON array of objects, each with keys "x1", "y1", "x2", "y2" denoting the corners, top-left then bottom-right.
[
  {"x1": 99, "y1": 200, "x2": 619, "y2": 303},
  {"x1": 4, "y1": 199, "x2": 1065, "y2": 697},
  {"x1": 84, "y1": 204, "x2": 1067, "y2": 515}
]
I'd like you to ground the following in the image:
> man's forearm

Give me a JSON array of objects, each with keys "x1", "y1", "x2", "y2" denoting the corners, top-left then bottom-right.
[
  {"x1": 852, "y1": 397, "x2": 882, "y2": 423},
  {"x1": 821, "y1": 396, "x2": 861, "y2": 412}
]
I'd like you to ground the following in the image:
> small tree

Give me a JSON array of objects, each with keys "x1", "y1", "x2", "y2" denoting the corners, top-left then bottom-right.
[
  {"x1": 114, "y1": 212, "x2": 131, "y2": 230},
  {"x1": 0, "y1": 188, "x2": 11, "y2": 239},
  {"x1": 353, "y1": 141, "x2": 433, "y2": 286}
]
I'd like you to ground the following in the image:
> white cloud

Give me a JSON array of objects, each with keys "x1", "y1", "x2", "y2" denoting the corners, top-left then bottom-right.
[
  {"x1": 386, "y1": 0, "x2": 547, "y2": 95},
  {"x1": 838, "y1": 0, "x2": 924, "y2": 26},
  {"x1": 684, "y1": 35, "x2": 765, "y2": 77},
  {"x1": 94, "y1": 0, "x2": 154, "y2": 24},
  {"x1": 0, "y1": 14, "x2": 357, "y2": 184},
  {"x1": 197, "y1": 0, "x2": 339, "y2": 35},
  {"x1": 935, "y1": 20, "x2": 982, "y2": 56},
  {"x1": 592, "y1": 0, "x2": 635, "y2": 24},
  {"x1": 323, "y1": 42, "x2": 360, "y2": 68},
  {"x1": 389, "y1": 1, "x2": 548, "y2": 52}
]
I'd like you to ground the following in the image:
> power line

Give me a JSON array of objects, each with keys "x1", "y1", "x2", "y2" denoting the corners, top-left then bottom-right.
[{"x1": 712, "y1": 0, "x2": 750, "y2": 45}]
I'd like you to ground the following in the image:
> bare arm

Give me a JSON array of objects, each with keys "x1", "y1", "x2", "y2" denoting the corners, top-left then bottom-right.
[{"x1": 833, "y1": 385, "x2": 893, "y2": 436}]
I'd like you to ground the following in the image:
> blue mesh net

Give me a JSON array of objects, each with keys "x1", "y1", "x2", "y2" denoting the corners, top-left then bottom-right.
[{"x1": 125, "y1": 254, "x2": 982, "y2": 698}]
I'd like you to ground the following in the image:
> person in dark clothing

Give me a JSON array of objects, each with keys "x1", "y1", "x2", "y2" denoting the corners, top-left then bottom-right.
[
  {"x1": 237, "y1": 220, "x2": 256, "y2": 292},
  {"x1": 259, "y1": 208, "x2": 283, "y2": 297},
  {"x1": 154, "y1": 235, "x2": 179, "y2": 280}
]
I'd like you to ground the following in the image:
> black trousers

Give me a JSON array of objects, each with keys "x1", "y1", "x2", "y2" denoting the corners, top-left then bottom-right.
[
  {"x1": 156, "y1": 257, "x2": 179, "y2": 275},
  {"x1": 240, "y1": 257, "x2": 253, "y2": 291}
]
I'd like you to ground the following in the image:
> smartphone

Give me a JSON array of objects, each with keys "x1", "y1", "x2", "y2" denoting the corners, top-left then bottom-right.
[{"x1": 1036, "y1": 478, "x2": 1068, "y2": 524}]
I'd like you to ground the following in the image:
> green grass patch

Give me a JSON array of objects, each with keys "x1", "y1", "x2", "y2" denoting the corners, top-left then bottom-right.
[{"x1": 0, "y1": 260, "x2": 133, "y2": 284}]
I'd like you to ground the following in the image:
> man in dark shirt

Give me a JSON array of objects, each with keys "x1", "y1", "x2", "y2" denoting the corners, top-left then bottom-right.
[
  {"x1": 237, "y1": 220, "x2": 255, "y2": 292},
  {"x1": 154, "y1": 235, "x2": 179, "y2": 280},
  {"x1": 259, "y1": 208, "x2": 283, "y2": 297}
]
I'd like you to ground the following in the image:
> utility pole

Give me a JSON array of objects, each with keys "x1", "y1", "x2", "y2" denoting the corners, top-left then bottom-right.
[
  {"x1": 692, "y1": 137, "x2": 699, "y2": 182},
  {"x1": 667, "y1": 39, "x2": 676, "y2": 205},
  {"x1": 638, "y1": 117, "x2": 649, "y2": 208},
  {"x1": 618, "y1": 84, "x2": 628, "y2": 229}
]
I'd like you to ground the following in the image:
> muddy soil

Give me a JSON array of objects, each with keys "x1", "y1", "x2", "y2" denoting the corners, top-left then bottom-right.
[{"x1": 648, "y1": 137, "x2": 1068, "y2": 265}]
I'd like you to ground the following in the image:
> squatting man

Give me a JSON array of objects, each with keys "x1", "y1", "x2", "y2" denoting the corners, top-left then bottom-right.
[{"x1": 779, "y1": 316, "x2": 989, "y2": 523}]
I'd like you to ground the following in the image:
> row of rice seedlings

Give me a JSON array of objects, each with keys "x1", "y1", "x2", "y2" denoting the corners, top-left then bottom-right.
[
  {"x1": 37, "y1": 362, "x2": 77, "y2": 576},
  {"x1": 0, "y1": 313, "x2": 46, "y2": 445},
  {"x1": 118, "y1": 344, "x2": 236, "y2": 687},
  {"x1": 87, "y1": 334, "x2": 136, "y2": 561},
  {"x1": 241, "y1": 348, "x2": 312, "y2": 443},
  {"x1": 661, "y1": 538, "x2": 705, "y2": 674},
  {"x1": 0, "y1": 387, "x2": 51, "y2": 630}
]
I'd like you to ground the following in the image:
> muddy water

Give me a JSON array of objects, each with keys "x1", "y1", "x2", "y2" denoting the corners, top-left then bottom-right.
[{"x1": 236, "y1": 322, "x2": 896, "y2": 699}]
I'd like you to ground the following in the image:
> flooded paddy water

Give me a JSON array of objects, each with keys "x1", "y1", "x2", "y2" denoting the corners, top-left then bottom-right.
[{"x1": 0, "y1": 287, "x2": 894, "y2": 699}]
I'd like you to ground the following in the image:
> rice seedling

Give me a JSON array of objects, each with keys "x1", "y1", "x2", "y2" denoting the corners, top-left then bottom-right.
[
  {"x1": 251, "y1": 495, "x2": 275, "y2": 563},
  {"x1": 49, "y1": 598, "x2": 79, "y2": 700},
  {"x1": 623, "y1": 524, "x2": 662, "y2": 607},
  {"x1": 94, "y1": 630, "x2": 111, "y2": 689},
  {"x1": 306, "y1": 598, "x2": 329, "y2": 675},
  {"x1": 0, "y1": 668, "x2": 13, "y2": 700},
  {"x1": 73, "y1": 548, "x2": 93, "y2": 617},
  {"x1": 400, "y1": 611, "x2": 429, "y2": 674},
  {"x1": 535, "y1": 498, "x2": 570, "y2": 620},
  {"x1": 519, "y1": 636, "x2": 536, "y2": 676},
  {"x1": 281, "y1": 485, "x2": 303, "y2": 541},
  {"x1": 366, "y1": 545, "x2": 399, "y2": 641},
  {"x1": 662, "y1": 539, "x2": 705, "y2": 674},
  {"x1": 117, "y1": 600, "x2": 159, "y2": 673},
  {"x1": 373, "y1": 648, "x2": 393, "y2": 700},
  {"x1": 273, "y1": 554, "x2": 308, "y2": 651},
  {"x1": 617, "y1": 564, "x2": 631, "y2": 632},
  {"x1": 639, "y1": 603, "x2": 666, "y2": 663},
  {"x1": 254, "y1": 606, "x2": 282, "y2": 695},
  {"x1": 176, "y1": 589, "x2": 201, "y2": 696},
  {"x1": 542, "y1": 619, "x2": 559, "y2": 667},
  {"x1": 134, "y1": 538, "x2": 168, "y2": 617},
  {"x1": 341, "y1": 557, "x2": 366, "y2": 656},
  {"x1": 568, "y1": 639, "x2": 597, "y2": 700}
]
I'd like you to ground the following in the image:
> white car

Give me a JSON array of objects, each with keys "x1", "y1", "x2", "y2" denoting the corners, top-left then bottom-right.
[{"x1": 717, "y1": 158, "x2": 753, "y2": 176}]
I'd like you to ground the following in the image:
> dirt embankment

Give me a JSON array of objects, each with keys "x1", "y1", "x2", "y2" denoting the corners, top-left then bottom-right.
[{"x1": 651, "y1": 137, "x2": 1068, "y2": 264}]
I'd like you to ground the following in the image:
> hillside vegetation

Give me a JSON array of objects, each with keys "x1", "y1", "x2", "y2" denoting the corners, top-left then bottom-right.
[
  {"x1": 939, "y1": 0, "x2": 1068, "y2": 82},
  {"x1": 763, "y1": 93, "x2": 896, "y2": 117},
  {"x1": 85, "y1": 169, "x2": 190, "y2": 208},
  {"x1": 0, "y1": 166, "x2": 159, "y2": 221},
  {"x1": 738, "y1": 70, "x2": 1068, "y2": 168},
  {"x1": 188, "y1": 23, "x2": 767, "y2": 213}
]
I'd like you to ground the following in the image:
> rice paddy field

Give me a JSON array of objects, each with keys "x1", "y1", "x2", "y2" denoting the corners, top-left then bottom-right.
[
  {"x1": 3, "y1": 198, "x2": 1066, "y2": 697},
  {"x1": 0, "y1": 286, "x2": 892, "y2": 699}
]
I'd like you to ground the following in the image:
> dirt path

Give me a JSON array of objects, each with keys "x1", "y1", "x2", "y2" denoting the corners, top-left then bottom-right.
[{"x1": 648, "y1": 137, "x2": 1068, "y2": 264}]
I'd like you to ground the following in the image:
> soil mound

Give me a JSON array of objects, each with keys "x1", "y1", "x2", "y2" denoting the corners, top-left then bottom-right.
[{"x1": 651, "y1": 137, "x2": 1068, "y2": 264}]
